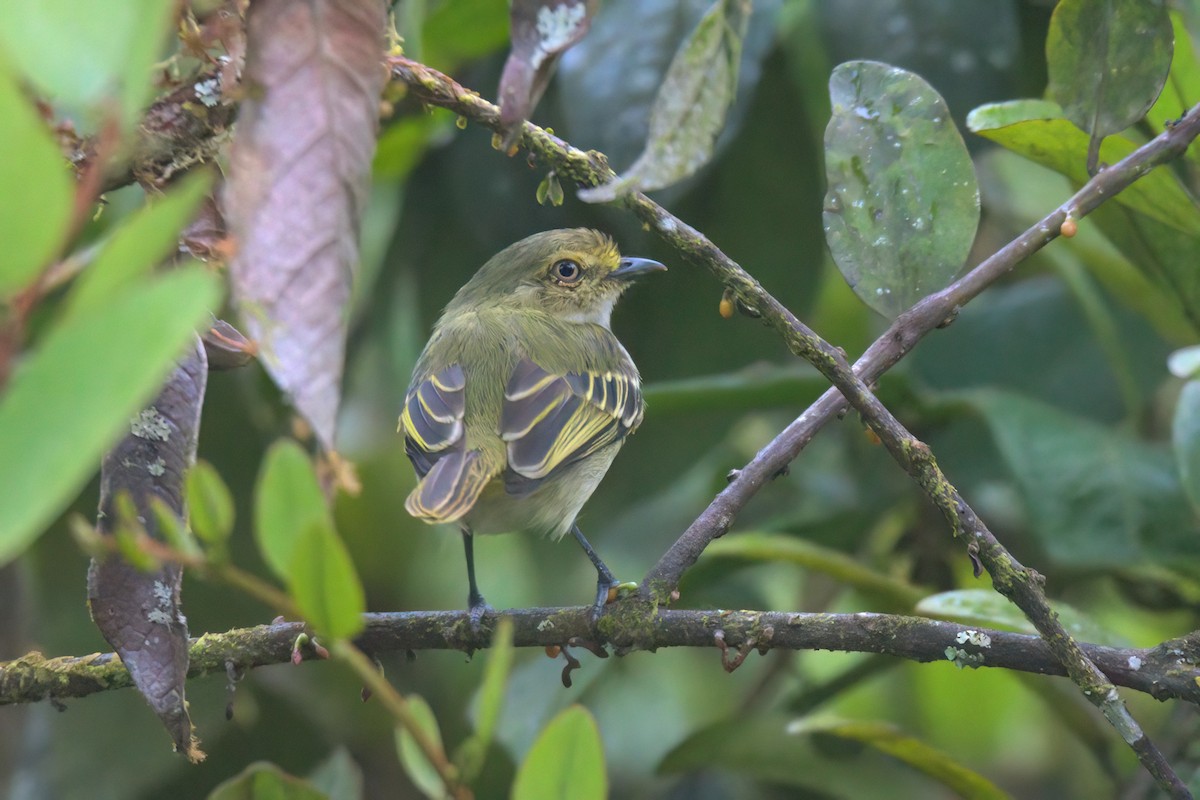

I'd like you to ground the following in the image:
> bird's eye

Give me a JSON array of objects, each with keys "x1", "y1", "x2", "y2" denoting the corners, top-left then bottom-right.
[{"x1": 552, "y1": 259, "x2": 581, "y2": 284}]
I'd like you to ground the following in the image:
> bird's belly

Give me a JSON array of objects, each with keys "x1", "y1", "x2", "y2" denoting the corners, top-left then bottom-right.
[{"x1": 463, "y1": 445, "x2": 621, "y2": 539}]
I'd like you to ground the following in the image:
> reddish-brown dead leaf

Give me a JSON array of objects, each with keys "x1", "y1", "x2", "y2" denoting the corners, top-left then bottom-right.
[{"x1": 225, "y1": 0, "x2": 387, "y2": 451}]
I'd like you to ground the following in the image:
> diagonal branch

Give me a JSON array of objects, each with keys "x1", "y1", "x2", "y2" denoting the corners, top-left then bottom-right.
[
  {"x1": 387, "y1": 56, "x2": 1200, "y2": 797},
  {"x1": 3, "y1": 609, "x2": 1199, "y2": 707}
]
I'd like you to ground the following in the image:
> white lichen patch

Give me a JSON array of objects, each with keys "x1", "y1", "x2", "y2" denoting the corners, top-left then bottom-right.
[
  {"x1": 955, "y1": 629, "x2": 992, "y2": 648},
  {"x1": 131, "y1": 407, "x2": 171, "y2": 441},
  {"x1": 194, "y1": 77, "x2": 220, "y2": 107},
  {"x1": 147, "y1": 457, "x2": 166, "y2": 477},
  {"x1": 147, "y1": 608, "x2": 175, "y2": 626},
  {"x1": 536, "y1": 3, "x2": 586, "y2": 53},
  {"x1": 153, "y1": 580, "x2": 174, "y2": 607},
  {"x1": 1128, "y1": 655, "x2": 1143, "y2": 671},
  {"x1": 537, "y1": 618, "x2": 555, "y2": 631},
  {"x1": 148, "y1": 579, "x2": 178, "y2": 629}
]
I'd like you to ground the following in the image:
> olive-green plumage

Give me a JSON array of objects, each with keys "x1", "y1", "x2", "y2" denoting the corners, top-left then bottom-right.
[{"x1": 399, "y1": 228, "x2": 665, "y2": 613}]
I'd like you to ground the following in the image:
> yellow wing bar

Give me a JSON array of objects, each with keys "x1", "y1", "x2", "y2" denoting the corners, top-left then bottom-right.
[{"x1": 500, "y1": 358, "x2": 643, "y2": 494}]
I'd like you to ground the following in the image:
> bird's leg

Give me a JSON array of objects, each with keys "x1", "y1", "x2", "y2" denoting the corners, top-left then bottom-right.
[
  {"x1": 570, "y1": 524, "x2": 634, "y2": 618},
  {"x1": 461, "y1": 528, "x2": 493, "y2": 629}
]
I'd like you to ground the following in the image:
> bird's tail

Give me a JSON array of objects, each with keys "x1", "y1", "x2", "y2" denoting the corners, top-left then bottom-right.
[{"x1": 405, "y1": 449, "x2": 491, "y2": 524}]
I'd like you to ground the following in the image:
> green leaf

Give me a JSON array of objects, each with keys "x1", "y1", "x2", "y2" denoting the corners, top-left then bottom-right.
[
  {"x1": 578, "y1": 0, "x2": 748, "y2": 202},
  {"x1": 701, "y1": 532, "x2": 924, "y2": 609},
  {"x1": 420, "y1": 0, "x2": 510, "y2": 71},
  {"x1": 67, "y1": 171, "x2": 213, "y2": 319},
  {"x1": 660, "y1": 714, "x2": 1009, "y2": 799},
  {"x1": 1087, "y1": 201, "x2": 1200, "y2": 336},
  {"x1": 822, "y1": 60, "x2": 980, "y2": 319},
  {"x1": 0, "y1": 61, "x2": 73, "y2": 297},
  {"x1": 207, "y1": 761, "x2": 329, "y2": 800},
  {"x1": 149, "y1": 495, "x2": 201, "y2": 559},
  {"x1": 1146, "y1": 12, "x2": 1200, "y2": 136},
  {"x1": 915, "y1": 589, "x2": 1127, "y2": 647},
  {"x1": 978, "y1": 149, "x2": 1196, "y2": 344},
  {"x1": 966, "y1": 390, "x2": 1197, "y2": 567},
  {"x1": 787, "y1": 718, "x2": 1011, "y2": 800},
  {"x1": 512, "y1": 705, "x2": 606, "y2": 800},
  {"x1": 187, "y1": 460, "x2": 235, "y2": 547},
  {"x1": 0, "y1": 0, "x2": 177, "y2": 128},
  {"x1": 254, "y1": 440, "x2": 330, "y2": 578},
  {"x1": 307, "y1": 748, "x2": 363, "y2": 800},
  {"x1": 373, "y1": 114, "x2": 450, "y2": 181},
  {"x1": 394, "y1": 695, "x2": 448, "y2": 800},
  {"x1": 642, "y1": 363, "x2": 828, "y2": 415},
  {"x1": 1173, "y1": 381, "x2": 1200, "y2": 515},
  {"x1": 0, "y1": 268, "x2": 219, "y2": 566},
  {"x1": 458, "y1": 617, "x2": 515, "y2": 782},
  {"x1": 1046, "y1": 0, "x2": 1172, "y2": 139},
  {"x1": 288, "y1": 520, "x2": 365, "y2": 640},
  {"x1": 967, "y1": 100, "x2": 1200, "y2": 236}
]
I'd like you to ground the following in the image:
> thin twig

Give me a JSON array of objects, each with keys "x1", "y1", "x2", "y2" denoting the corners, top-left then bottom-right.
[{"x1": 331, "y1": 640, "x2": 469, "y2": 800}]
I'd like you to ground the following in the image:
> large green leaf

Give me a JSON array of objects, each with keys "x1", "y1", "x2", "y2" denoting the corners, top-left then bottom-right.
[
  {"x1": 66, "y1": 171, "x2": 213, "y2": 319},
  {"x1": 0, "y1": 61, "x2": 73, "y2": 297},
  {"x1": 967, "y1": 100, "x2": 1200, "y2": 236},
  {"x1": 288, "y1": 520, "x2": 365, "y2": 640},
  {"x1": 458, "y1": 616, "x2": 514, "y2": 783},
  {"x1": 701, "y1": 532, "x2": 925, "y2": 609},
  {"x1": 512, "y1": 705, "x2": 606, "y2": 800},
  {"x1": 307, "y1": 749, "x2": 363, "y2": 800},
  {"x1": 254, "y1": 440, "x2": 332, "y2": 578},
  {"x1": 1086, "y1": 200, "x2": 1200, "y2": 337},
  {"x1": 0, "y1": 268, "x2": 219, "y2": 566},
  {"x1": 0, "y1": 0, "x2": 177, "y2": 127},
  {"x1": 660, "y1": 714, "x2": 1009, "y2": 799},
  {"x1": 207, "y1": 761, "x2": 328, "y2": 800},
  {"x1": 966, "y1": 390, "x2": 1197, "y2": 567},
  {"x1": 187, "y1": 460, "x2": 235, "y2": 548},
  {"x1": 1046, "y1": 0, "x2": 1172, "y2": 140},
  {"x1": 419, "y1": 0, "x2": 510, "y2": 71},
  {"x1": 393, "y1": 694, "x2": 447, "y2": 800},
  {"x1": 915, "y1": 589, "x2": 1126, "y2": 646},
  {"x1": 1145, "y1": 13, "x2": 1200, "y2": 136},
  {"x1": 978, "y1": 149, "x2": 1196, "y2": 344},
  {"x1": 823, "y1": 60, "x2": 980, "y2": 318}
]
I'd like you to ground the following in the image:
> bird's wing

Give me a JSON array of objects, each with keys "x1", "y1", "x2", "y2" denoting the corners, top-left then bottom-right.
[
  {"x1": 500, "y1": 357, "x2": 643, "y2": 496},
  {"x1": 400, "y1": 364, "x2": 492, "y2": 523},
  {"x1": 400, "y1": 364, "x2": 466, "y2": 477}
]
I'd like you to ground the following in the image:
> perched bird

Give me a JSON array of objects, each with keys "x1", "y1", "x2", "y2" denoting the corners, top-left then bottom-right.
[{"x1": 399, "y1": 229, "x2": 665, "y2": 619}]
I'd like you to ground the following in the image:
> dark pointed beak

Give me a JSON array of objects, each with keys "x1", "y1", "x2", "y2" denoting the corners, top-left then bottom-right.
[{"x1": 609, "y1": 257, "x2": 667, "y2": 281}]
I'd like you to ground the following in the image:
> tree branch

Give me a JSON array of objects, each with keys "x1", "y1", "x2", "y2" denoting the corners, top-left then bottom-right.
[
  {"x1": 387, "y1": 56, "x2": 1200, "y2": 796},
  {"x1": 3, "y1": 610, "x2": 1199, "y2": 708}
]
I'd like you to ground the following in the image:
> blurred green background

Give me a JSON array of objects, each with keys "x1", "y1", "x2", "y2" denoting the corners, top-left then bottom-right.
[{"x1": 5, "y1": 0, "x2": 1200, "y2": 797}]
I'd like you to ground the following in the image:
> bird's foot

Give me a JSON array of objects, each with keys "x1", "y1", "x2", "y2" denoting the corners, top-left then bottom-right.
[
  {"x1": 590, "y1": 579, "x2": 638, "y2": 622},
  {"x1": 467, "y1": 594, "x2": 495, "y2": 640}
]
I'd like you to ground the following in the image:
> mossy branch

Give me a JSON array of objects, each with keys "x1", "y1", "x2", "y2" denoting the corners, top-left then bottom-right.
[{"x1": 4, "y1": 609, "x2": 1199, "y2": 708}]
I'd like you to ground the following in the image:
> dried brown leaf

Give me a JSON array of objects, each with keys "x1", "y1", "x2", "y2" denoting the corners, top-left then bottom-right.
[
  {"x1": 87, "y1": 337, "x2": 208, "y2": 761},
  {"x1": 498, "y1": 0, "x2": 596, "y2": 149},
  {"x1": 226, "y1": 0, "x2": 387, "y2": 450}
]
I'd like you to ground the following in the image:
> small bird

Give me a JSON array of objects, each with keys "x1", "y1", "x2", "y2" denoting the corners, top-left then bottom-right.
[{"x1": 399, "y1": 229, "x2": 665, "y2": 619}]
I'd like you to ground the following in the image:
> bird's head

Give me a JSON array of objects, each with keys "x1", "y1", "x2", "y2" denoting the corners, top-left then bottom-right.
[{"x1": 449, "y1": 229, "x2": 666, "y2": 328}]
